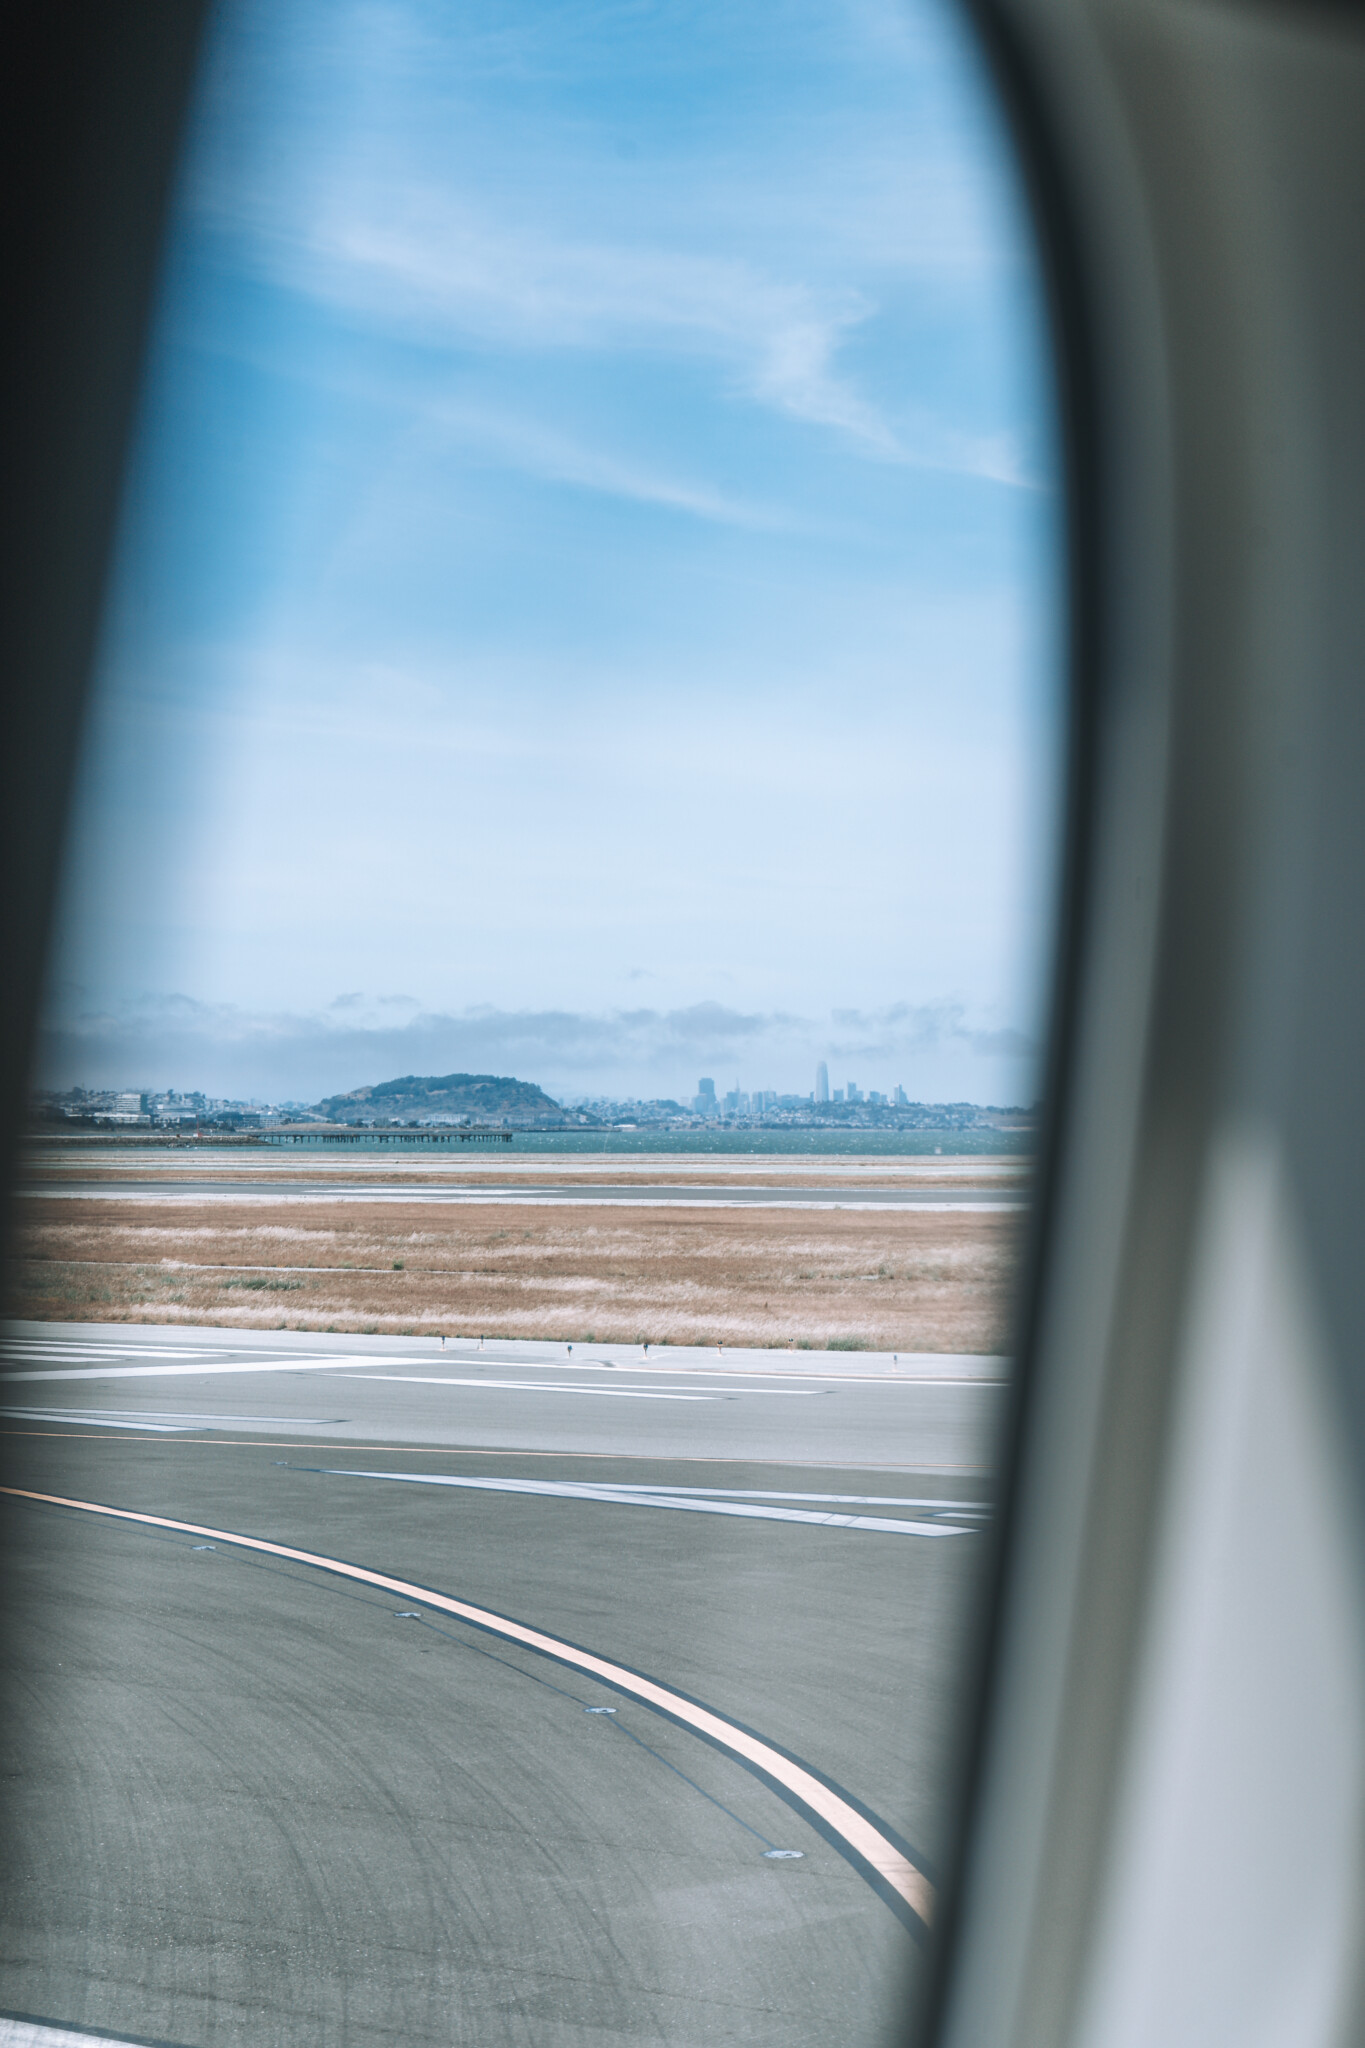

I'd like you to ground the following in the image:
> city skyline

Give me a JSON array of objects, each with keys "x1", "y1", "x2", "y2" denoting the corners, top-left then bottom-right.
[
  {"x1": 37, "y1": 1077, "x2": 1035, "y2": 1129},
  {"x1": 39, "y1": 1051, "x2": 1037, "y2": 1123},
  {"x1": 37, "y1": 992, "x2": 1041, "y2": 1108}
]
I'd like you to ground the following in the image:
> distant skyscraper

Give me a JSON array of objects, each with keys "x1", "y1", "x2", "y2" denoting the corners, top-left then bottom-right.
[
  {"x1": 815, "y1": 1061, "x2": 829, "y2": 1103},
  {"x1": 692, "y1": 1077, "x2": 718, "y2": 1115}
]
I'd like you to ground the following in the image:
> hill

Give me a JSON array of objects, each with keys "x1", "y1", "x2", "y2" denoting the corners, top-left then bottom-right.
[{"x1": 315, "y1": 1072, "x2": 560, "y2": 1123}]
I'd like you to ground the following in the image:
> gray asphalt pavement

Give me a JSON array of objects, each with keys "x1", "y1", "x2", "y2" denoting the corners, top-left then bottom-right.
[
  {"x1": 0, "y1": 1323, "x2": 1001, "y2": 2047},
  {"x1": 0, "y1": 1325, "x2": 1005, "y2": 1471},
  {"x1": 23, "y1": 1179, "x2": 1022, "y2": 1210}
]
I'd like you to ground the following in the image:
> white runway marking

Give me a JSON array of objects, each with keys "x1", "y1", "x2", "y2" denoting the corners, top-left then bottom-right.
[
  {"x1": 331, "y1": 1373, "x2": 826, "y2": 1400},
  {"x1": 1, "y1": 1486, "x2": 935, "y2": 1930},
  {"x1": 1, "y1": 1407, "x2": 343, "y2": 1432},
  {"x1": 606, "y1": 1484, "x2": 992, "y2": 1512},
  {"x1": 323, "y1": 1469, "x2": 978, "y2": 1535},
  {"x1": 327, "y1": 1373, "x2": 719, "y2": 1401},
  {"x1": 0, "y1": 1343, "x2": 219, "y2": 1361},
  {"x1": 0, "y1": 2021, "x2": 156, "y2": 2048},
  {"x1": 1, "y1": 1409, "x2": 193, "y2": 1433},
  {"x1": 0, "y1": 1355, "x2": 360, "y2": 1384}
]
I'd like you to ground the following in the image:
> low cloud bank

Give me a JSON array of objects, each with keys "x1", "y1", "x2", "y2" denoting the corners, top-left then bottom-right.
[{"x1": 37, "y1": 993, "x2": 1039, "y2": 1105}]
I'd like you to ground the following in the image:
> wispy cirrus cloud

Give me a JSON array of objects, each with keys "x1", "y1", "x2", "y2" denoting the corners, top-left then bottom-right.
[
  {"x1": 251, "y1": 193, "x2": 1038, "y2": 482},
  {"x1": 287, "y1": 195, "x2": 900, "y2": 454},
  {"x1": 431, "y1": 400, "x2": 796, "y2": 529}
]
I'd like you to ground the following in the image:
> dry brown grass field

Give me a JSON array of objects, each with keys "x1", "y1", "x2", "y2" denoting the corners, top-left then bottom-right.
[
  {"x1": 7, "y1": 1198, "x2": 1022, "y2": 1353},
  {"x1": 25, "y1": 1168, "x2": 1022, "y2": 1190}
]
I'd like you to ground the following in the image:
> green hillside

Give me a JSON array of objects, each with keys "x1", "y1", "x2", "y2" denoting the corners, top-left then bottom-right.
[{"x1": 316, "y1": 1072, "x2": 559, "y2": 1121}]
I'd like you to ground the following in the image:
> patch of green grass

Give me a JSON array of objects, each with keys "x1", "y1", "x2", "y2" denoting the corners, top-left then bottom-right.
[
  {"x1": 222, "y1": 1277, "x2": 302, "y2": 1292},
  {"x1": 828, "y1": 1335, "x2": 869, "y2": 1351}
]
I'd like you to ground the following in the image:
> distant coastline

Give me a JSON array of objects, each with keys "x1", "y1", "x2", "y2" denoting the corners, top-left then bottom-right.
[{"x1": 24, "y1": 1125, "x2": 1033, "y2": 1158}]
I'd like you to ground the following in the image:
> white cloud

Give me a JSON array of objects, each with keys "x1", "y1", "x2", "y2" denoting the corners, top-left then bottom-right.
[
  {"x1": 431, "y1": 401, "x2": 796, "y2": 528},
  {"x1": 38, "y1": 993, "x2": 1039, "y2": 1103},
  {"x1": 300, "y1": 194, "x2": 897, "y2": 448},
  {"x1": 210, "y1": 189, "x2": 1039, "y2": 482}
]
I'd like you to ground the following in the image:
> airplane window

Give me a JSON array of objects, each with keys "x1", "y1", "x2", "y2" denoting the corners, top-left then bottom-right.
[{"x1": 4, "y1": 2, "x2": 1062, "y2": 2043}]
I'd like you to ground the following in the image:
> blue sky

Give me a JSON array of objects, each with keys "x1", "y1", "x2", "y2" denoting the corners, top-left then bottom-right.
[{"x1": 43, "y1": 0, "x2": 1063, "y2": 1106}]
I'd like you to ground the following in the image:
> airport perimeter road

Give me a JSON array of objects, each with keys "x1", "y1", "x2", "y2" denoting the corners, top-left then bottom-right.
[
  {"x1": 23, "y1": 1178, "x2": 1022, "y2": 1209},
  {"x1": 0, "y1": 1325, "x2": 1000, "y2": 2048}
]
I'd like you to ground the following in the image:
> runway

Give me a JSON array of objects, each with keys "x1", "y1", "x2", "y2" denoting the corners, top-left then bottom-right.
[
  {"x1": 0, "y1": 1322, "x2": 1002, "y2": 2046},
  {"x1": 0, "y1": 1324, "x2": 1007, "y2": 1467},
  {"x1": 23, "y1": 1178, "x2": 1022, "y2": 1211}
]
